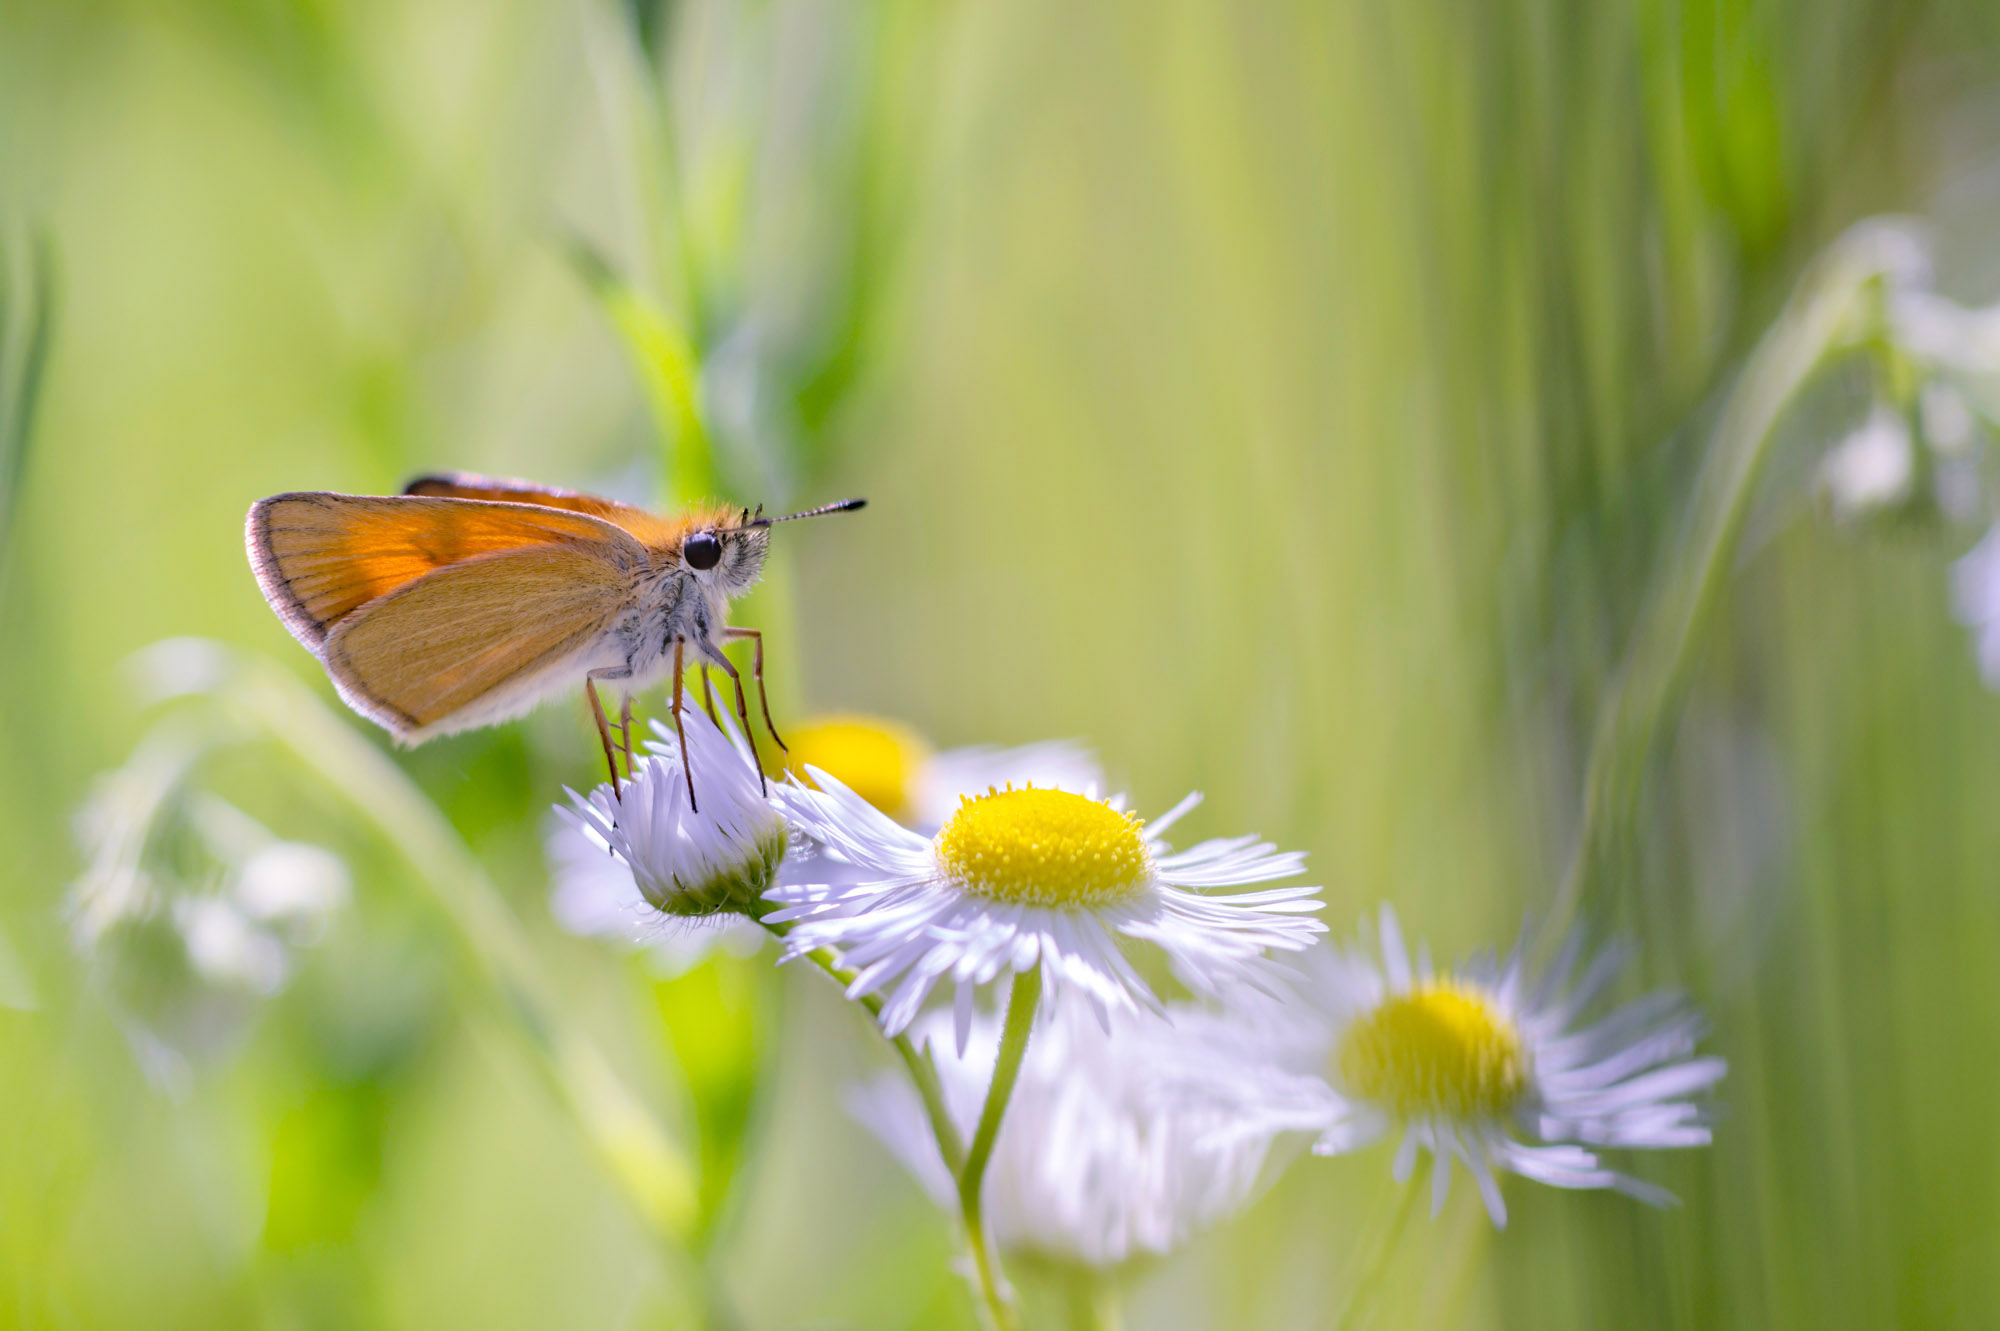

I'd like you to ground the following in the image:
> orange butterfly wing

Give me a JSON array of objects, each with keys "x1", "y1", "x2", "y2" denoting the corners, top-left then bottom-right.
[
  {"x1": 403, "y1": 472, "x2": 683, "y2": 547},
  {"x1": 246, "y1": 492, "x2": 647, "y2": 650},
  {"x1": 318, "y1": 542, "x2": 635, "y2": 737}
]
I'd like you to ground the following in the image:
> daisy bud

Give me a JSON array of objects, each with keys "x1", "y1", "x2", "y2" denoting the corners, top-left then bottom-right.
[{"x1": 558, "y1": 705, "x2": 787, "y2": 922}]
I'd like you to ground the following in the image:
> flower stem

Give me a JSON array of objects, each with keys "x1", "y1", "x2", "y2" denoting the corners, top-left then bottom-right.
[
  {"x1": 755, "y1": 913, "x2": 1026, "y2": 1328},
  {"x1": 957, "y1": 967, "x2": 1042, "y2": 1331},
  {"x1": 1327, "y1": 1175, "x2": 1421, "y2": 1331},
  {"x1": 1063, "y1": 1267, "x2": 1125, "y2": 1331},
  {"x1": 767, "y1": 925, "x2": 967, "y2": 1172},
  {"x1": 1544, "y1": 228, "x2": 1912, "y2": 947}
]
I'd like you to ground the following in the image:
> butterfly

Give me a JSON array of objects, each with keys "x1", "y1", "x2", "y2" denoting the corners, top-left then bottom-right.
[{"x1": 246, "y1": 470, "x2": 864, "y2": 807}]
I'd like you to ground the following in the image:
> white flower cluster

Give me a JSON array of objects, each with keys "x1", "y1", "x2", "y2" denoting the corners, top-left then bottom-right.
[
  {"x1": 68, "y1": 746, "x2": 349, "y2": 1089},
  {"x1": 1807, "y1": 219, "x2": 2000, "y2": 685},
  {"x1": 1813, "y1": 224, "x2": 1991, "y2": 525},
  {"x1": 548, "y1": 703, "x2": 1725, "y2": 1260}
]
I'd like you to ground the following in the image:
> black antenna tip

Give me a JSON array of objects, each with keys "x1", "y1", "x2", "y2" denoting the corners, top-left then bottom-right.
[{"x1": 733, "y1": 497, "x2": 869, "y2": 531}]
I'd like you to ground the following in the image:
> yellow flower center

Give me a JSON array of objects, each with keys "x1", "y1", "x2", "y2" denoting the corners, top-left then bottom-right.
[
  {"x1": 933, "y1": 787, "x2": 1151, "y2": 907},
  {"x1": 777, "y1": 714, "x2": 932, "y2": 823},
  {"x1": 1336, "y1": 981, "x2": 1528, "y2": 1119}
]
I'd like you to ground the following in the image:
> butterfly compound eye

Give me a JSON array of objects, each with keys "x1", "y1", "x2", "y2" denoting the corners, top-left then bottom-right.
[{"x1": 683, "y1": 532, "x2": 723, "y2": 571}]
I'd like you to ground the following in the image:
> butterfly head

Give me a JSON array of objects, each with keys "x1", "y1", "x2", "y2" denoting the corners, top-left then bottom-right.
[
  {"x1": 678, "y1": 498, "x2": 864, "y2": 598},
  {"x1": 679, "y1": 517, "x2": 770, "y2": 597}
]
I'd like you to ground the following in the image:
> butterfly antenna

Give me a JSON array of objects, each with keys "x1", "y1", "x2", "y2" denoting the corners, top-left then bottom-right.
[{"x1": 725, "y1": 498, "x2": 866, "y2": 533}]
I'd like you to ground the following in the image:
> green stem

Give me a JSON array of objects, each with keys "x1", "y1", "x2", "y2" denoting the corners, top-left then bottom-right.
[
  {"x1": 1543, "y1": 231, "x2": 1910, "y2": 948},
  {"x1": 1, "y1": 227, "x2": 56, "y2": 556},
  {"x1": 1326, "y1": 1176, "x2": 1422, "y2": 1331},
  {"x1": 1064, "y1": 1267, "x2": 1124, "y2": 1331},
  {"x1": 958, "y1": 968, "x2": 1041, "y2": 1331},
  {"x1": 1418, "y1": 1199, "x2": 1488, "y2": 1331},
  {"x1": 776, "y1": 929, "x2": 968, "y2": 1172},
  {"x1": 755, "y1": 915, "x2": 1021, "y2": 1324},
  {"x1": 235, "y1": 663, "x2": 702, "y2": 1249}
]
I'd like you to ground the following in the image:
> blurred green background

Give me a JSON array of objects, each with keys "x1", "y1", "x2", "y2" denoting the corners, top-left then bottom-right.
[{"x1": 6, "y1": 0, "x2": 2000, "y2": 1326}]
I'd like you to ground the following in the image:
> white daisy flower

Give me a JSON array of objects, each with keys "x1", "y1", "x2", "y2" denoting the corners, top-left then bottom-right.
[
  {"x1": 775, "y1": 712, "x2": 1102, "y2": 831},
  {"x1": 765, "y1": 777, "x2": 1325, "y2": 1037},
  {"x1": 555, "y1": 703, "x2": 788, "y2": 931},
  {"x1": 767, "y1": 715, "x2": 1105, "y2": 905},
  {"x1": 1287, "y1": 907, "x2": 1725, "y2": 1227},
  {"x1": 547, "y1": 710, "x2": 1097, "y2": 969},
  {"x1": 850, "y1": 1000, "x2": 1313, "y2": 1268}
]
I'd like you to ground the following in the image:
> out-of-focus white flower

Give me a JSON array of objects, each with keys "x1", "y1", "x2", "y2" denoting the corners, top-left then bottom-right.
[
  {"x1": 1802, "y1": 221, "x2": 2000, "y2": 531},
  {"x1": 1884, "y1": 271, "x2": 2000, "y2": 681},
  {"x1": 1281, "y1": 908, "x2": 1725, "y2": 1227},
  {"x1": 767, "y1": 777, "x2": 1324, "y2": 1038},
  {"x1": 1873, "y1": 249, "x2": 2000, "y2": 460},
  {"x1": 851, "y1": 1000, "x2": 1315, "y2": 1268},
  {"x1": 67, "y1": 745, "x2": 349, "y2": 1089},
  {"x1": 1890, "y1": 288, "x2": 2000, "y2": 378},
  {"x1": 1818, "y1": 405, "x2": 1914, "y2": 521},
  {"x1": 1827, "y1": 234, "x2": 2000, "y2": 676},
  {"x1": 163, "y1": 840, "x2": 349, "y2": 999},
  {"x1": 556, "y1": 704, "x2": 786, "y2": 927},
  {"x1": 1816, "y1": 390, "x2": 1987, "y2": 527},
  {"x1": 124, "y1": 636, "x2": 240, "y2": 704},
  {"x1": 173, "y1": 895, "x2": 290, "y2": 995},
  {"x1": 1837, "y1": 216, "x2": 1934, "y2": 296},
  {"x1": 1920, "y1": 383, "x2": 1988, "y2": 525},
  {"x1": 234, "y1": 842, "x2": 349, "y2": 933},
  {"x1": 1921, "y1": 381, "x2": 1977, "y2": 456}
]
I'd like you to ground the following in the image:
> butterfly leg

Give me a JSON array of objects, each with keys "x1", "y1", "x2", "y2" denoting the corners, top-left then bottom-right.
[
  {"x1": 699, "y1": 640, "x2": 767, "y2": 796},
  {"x1": 671, "y1": 638, "x2": 698, "y2": 813},
  {"x1": 699, "y1": 664, "x2": 719, "y2": 724},
  {"x1": 723, "y1": 627, "x2": 787, "y2": 753},
  {"x1": 585, "y1": 669, "x2": 631, "y2": 799},
  {"x1": 618, "y1": 695, "x2": 634, "y2": 780}
]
